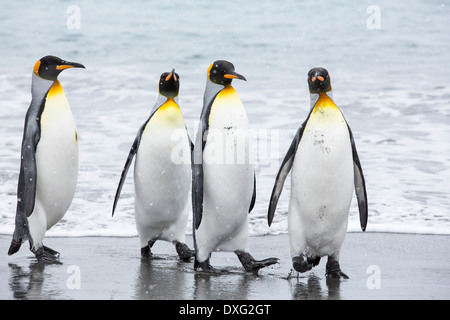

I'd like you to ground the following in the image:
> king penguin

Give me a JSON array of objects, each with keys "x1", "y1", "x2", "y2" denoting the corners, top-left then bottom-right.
[
  {"x1": 268, "y1": 67, "x2": 368, "y2": 279},
  {"x1": 112, "y1": 69, "x2": 195, "y2": 260},
  {"x1": 8, "y1": 55, "x2": 85, "y2": 263},
  {"x1": 192, "y1": 60, "x2": 279, "y2": 272}
]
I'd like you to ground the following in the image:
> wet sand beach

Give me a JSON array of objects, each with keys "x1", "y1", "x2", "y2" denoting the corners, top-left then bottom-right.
[{"x1": 1, "y1": 232, "x2": 449, "y2": 301}]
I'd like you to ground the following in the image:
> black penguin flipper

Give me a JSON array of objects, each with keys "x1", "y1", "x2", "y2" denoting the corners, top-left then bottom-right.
[
  {"x1": 248, "y1": 172, "x2": 256, "y2": 213},
  {"x1": 18, "y1": 119, "x2": 39, "y2": 219},
  {"x1": 111, "y1": 127, "x2": 144, "y2": 217},
  {"x1": 189, "y1": 124, "x2": 203, "y2": 230},
  {"x1": 9, "y1": 102, "x2": 41, "y2": 255},
  {"x1": 192, "y1": 163, "x2": 203, "y2": 230},
  {"x1": 192, "y1": 92, "x2": 219, "y2": 230},
  {"x1": 186, "y1": 125, "x2": 194, "y2": 152},
  {"x1": 268, "y1": 124, "x2": 305, "y2": 227},
  {"x1": 347, "y1": 125, "x2": 368, "y2": 231},
  {"x1": 192, "y1": 120, "x2": 205, "y2": 229}
]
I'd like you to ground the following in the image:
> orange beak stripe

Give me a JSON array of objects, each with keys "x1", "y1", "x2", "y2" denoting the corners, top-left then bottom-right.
[
  {"x1": 56, "y1": 65, "x2": 75, "y2": 70},
  {"x1": 224, "y1": 74, "x2": 238, "y2": 79}
]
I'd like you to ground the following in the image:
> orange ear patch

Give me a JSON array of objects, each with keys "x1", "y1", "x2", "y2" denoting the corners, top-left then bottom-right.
[
  {"x1": 207, "y1": 63, "x2": 213, "y2": 76},
  {"x1": 33, "y1": 60, "x2": 41, "y2": 76}
]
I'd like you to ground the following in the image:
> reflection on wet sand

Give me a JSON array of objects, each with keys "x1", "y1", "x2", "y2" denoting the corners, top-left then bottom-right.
[
  {"x1": 4, "y1": 234, "x2": 445, "y2": 299},
  {"x1": 134, "y1": 257, "x2": 193, "y2": 300},
  {"x1": 288, "y1": 273, "x2": 342, "y2": 300},
  {"x1": 8, "y1": 262, "x2": 49, "y2": 300},
  {"x1": 135, "y1": 256, "x2": 265, "y2": 300},
  {"x1": 193, "y1": 270, "x2": 258, "y2": 300},
  {"x1": 8, "y1": 256, "x2": 343, "y2": 300}
]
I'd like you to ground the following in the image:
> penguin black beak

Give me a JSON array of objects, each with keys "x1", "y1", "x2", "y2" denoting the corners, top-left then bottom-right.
[
  {"x1": 56, "y1": 62, "x2": 86, "y2": 70},
  {"x1": 224, "y1": 71, "x2": 246, "y2": 81}
]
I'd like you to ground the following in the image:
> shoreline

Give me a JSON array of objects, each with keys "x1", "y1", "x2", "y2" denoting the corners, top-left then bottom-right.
[
  {"x1": 2, "y1": 228, "x2": 449, "y2": 239},
  {"x1": 3, "y1": 229, "x2": 450, "y2": 237}
]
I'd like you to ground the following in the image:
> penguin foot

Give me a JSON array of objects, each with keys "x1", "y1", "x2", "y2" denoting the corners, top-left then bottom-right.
[
  {"x1": 174, "y1": 242, "x2": 195, "y2": 261},
  {"x1": 34, "y1": 246, "x2": 61, "y2": 264},
  {"x1": 325, "y1": 256, "x2": 349, "y2": 279},
  {"x1": 235, "y1": 250, "x2": 279, "y2": 273},
  {"x1": 141, "y1": 239, "x2": 157, "y2": 258},
  {"x1": 194, "y1": 258, "x2": 221, "y2": 272},
  {"x1": 292, "y1": 254, "x2": 320, "y2": 273},
  {"x1": 141, "y1": 245, "x2": 153, "y2": 258}
]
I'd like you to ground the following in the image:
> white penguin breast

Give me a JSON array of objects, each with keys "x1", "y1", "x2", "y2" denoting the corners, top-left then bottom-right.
[
  {"x1": 35, "y1": 87, "x2": 78, "y2": 224},
  {"x1": 134, "y1": 105, "x2": 191, "y2": 219},
  {"x1": 204, "y1": 87, "x2": 252, "y2": 197},
  {"x1": 205, "y1": 86, "x2": 250, "y2": 166},
  {"x1": 290, "y1": 106, "x2": 354, "y2": 242},
  {"x1": 200, "y1": 86, "x2": 253, "y2": 241}
]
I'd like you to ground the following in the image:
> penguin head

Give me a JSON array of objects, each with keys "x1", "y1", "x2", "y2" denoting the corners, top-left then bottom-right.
[
  {"x1": 308, "y1": 67, "x2": 332, "y2": 94},
  {"x1": 33, "y1": 55, "x2": 85, "y2": 81},
  {"x1": 207, "y1": 60, "x2": 246, "y2": 86},
  {"x1": 158, "y1": 69, "x2": 180, "y2": 98}
]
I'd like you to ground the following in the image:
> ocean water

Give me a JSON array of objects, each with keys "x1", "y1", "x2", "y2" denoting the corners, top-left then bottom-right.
[{"x1": 0, "y1": 0, "x2": 449, "y2": 238}]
